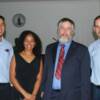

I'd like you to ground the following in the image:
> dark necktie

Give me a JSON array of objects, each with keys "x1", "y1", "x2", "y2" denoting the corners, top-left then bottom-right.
[{"x1": 55, "y1": 44, "x2": 65, "y2": 80}]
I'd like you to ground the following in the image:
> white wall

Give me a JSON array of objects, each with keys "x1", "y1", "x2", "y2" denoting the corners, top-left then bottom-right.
[{"x1": 0, "y1": 1, "x2": 99, "y2": 53}]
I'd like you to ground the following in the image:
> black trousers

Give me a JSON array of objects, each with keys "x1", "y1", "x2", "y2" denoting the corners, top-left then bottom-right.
[
  {"x1": 0, "y1": 83, "x2": 11, "y2": 100},
  {"x1": 91, "y1": 84, "x2": 100, "y2": 100}
]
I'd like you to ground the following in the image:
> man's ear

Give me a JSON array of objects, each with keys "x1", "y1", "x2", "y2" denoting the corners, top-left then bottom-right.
[
  {"x1": 93, "y1": 26, "x2": 95, "y2": 33},
  {"x1": 92, "y1": 26, "x2": 98, "y2": 40},
  {"x1": 57, "y1": 27, "x2": 59, "y2": 34},
  {"x1": 71, "y1": 31, "x2": 75, "y2": 37}
]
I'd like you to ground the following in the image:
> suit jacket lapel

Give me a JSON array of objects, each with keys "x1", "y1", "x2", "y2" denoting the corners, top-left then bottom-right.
[
  {"x1": 63, "y1": 41, "x2": 76, "y2": 65},
  {"x1": 51, "y1": 42, "x2": 59, "y2": 67},
  {"x1": 51, "y1": 41, "x2": 76, "y2": 68}
]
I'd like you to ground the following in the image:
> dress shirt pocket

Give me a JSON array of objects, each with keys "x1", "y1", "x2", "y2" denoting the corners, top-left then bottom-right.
[{"x1": 0, "y1": 48, "x2": 10, "y2": 62}]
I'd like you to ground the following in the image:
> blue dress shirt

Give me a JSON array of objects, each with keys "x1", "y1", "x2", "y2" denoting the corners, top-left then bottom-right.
[
  {"x1": 89, "y1": 39, "x2": 100, "y2": 86},
  {"x1": 0, "y1": 38, "x2": 13, "y2": 83},
  {"x1": 52, "y1": 40, "x2": 72, "y2": 90}
]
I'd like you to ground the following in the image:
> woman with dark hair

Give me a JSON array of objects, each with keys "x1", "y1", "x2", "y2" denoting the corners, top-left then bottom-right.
[{"x1": 10, "y1": 30, "x2": 43, "y2": 100}]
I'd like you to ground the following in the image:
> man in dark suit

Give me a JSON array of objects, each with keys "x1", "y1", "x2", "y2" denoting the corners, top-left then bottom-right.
[{"x1": 42, "y1": 18, "x2": 91, "y2": 100}]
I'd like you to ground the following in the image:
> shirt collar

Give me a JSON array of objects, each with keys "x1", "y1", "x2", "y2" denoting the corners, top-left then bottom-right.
[
  {"x1": 0, "y1": 37, "x2": 5, "y2": 43},
  {"x1": 97, "y1": 38, "x2": 100, "y2": 41},
  {"x1": 59, "y1": 39, "x2": 72, "y2": 47}
]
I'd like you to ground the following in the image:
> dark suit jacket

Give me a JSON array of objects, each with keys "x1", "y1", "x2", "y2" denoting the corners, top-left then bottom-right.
[{"x1": 42, "y1": 41, "x2": 91, "y2": 100}]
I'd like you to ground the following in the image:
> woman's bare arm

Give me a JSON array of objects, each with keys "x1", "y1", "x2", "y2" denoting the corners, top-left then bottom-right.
[
  {"x1": 10, "y1": 55, "x2": 31, "y2": 99},
  {"x1": 31, "y1": 59, "x2": 43, "y2": 98}
]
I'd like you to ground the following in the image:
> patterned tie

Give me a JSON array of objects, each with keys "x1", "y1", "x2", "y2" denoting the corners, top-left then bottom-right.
[{"x1": 55, "y1": 44, "x2": 65, "y2": 80}]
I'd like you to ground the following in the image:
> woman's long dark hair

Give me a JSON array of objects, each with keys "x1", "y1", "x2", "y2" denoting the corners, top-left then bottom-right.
[{"x1": 15, "y1": 30, "x2": 42, "y2": 57}]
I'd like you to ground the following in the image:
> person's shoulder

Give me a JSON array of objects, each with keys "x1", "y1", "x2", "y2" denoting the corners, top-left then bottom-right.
[
  {"x1": 88, "y1": 40, "x2": 99, "y2": 52},
  {"x1": 3, "y1": 39, "x2": 12, "y2": 47},
  {"x1": 72, "y1": 41, "x2": 89, "y2": 57},
  {"x1": 46, "y1": 42, "x2": 58, "y2": 49},
  {"x1": 72, "y1": 41, "x2": 87, "y2": 50},
  {"x1": 89, "y1": 40, "x2": 98, "y2": 48}
]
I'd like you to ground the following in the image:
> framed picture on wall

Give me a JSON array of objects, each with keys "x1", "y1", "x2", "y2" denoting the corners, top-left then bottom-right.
[{"x1": 12, "y1": 13, "x2": 26, "y2": 28}]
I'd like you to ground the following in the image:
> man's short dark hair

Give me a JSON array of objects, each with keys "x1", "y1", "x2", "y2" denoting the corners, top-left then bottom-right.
[
  {"x1": 57, "y1": 17, "x2": 75, "y2": 27},
  {"x1": 94, "y1": 15, "x2": 100, "y2": 26}
]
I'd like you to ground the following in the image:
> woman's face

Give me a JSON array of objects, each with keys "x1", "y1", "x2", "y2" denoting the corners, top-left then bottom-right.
[{"x1": 24, "y1": 34, "x2": 36, "y2": 51}]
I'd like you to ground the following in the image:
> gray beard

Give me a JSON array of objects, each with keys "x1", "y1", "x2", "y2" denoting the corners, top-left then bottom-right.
[{"x1": 59, "y1": 36, "x2": 71, "y2": 44}]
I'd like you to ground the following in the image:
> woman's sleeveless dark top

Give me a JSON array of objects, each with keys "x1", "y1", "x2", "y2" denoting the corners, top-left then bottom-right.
[{"x1": 15, "y1": 54, "x2": 41, "y2": 98}]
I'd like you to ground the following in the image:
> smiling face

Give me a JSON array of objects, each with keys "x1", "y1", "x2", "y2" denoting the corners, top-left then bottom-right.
[
  {"x1": 0, "y1": 18, "x2": 5, "y2": 38},
  {"x1": 23, "y1": 34, "x2": 36, "y2": 52},
  {"x1": 94, "y1": 18, "x2": 100, "y2": 38},
  {"x1": 57, "y1": 21, "x2": 75, "y2": 43}
]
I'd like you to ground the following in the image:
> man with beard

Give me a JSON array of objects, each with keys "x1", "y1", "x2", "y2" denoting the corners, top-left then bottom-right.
[
  {"x1": 42, "y1": 18, "x2": 91, "y2": 100},
  {"x1": 89, "y1": 15, "x2": 100, "y2": 100},
  {"x1": 0, "y1": 15, "x2": 13, "y2": 100}
]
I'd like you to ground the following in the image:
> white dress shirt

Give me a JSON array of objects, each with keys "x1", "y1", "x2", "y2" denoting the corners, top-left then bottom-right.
[
  {"x1": 0, "y1": 38, "x2": 13, "y2": 83},
  {"x1": 88, "y1": 39, "x2": 100, "y2": 86}
]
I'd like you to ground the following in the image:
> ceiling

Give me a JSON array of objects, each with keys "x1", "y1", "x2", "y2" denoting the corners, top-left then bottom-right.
[{"x1": 0, "y1": 0, "x2": 96, "y2": 2}]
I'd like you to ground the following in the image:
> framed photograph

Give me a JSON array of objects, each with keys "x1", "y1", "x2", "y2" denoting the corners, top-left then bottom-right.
[{"x1": 12, "y1": 13, "x2": 26, "y2": 28}]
